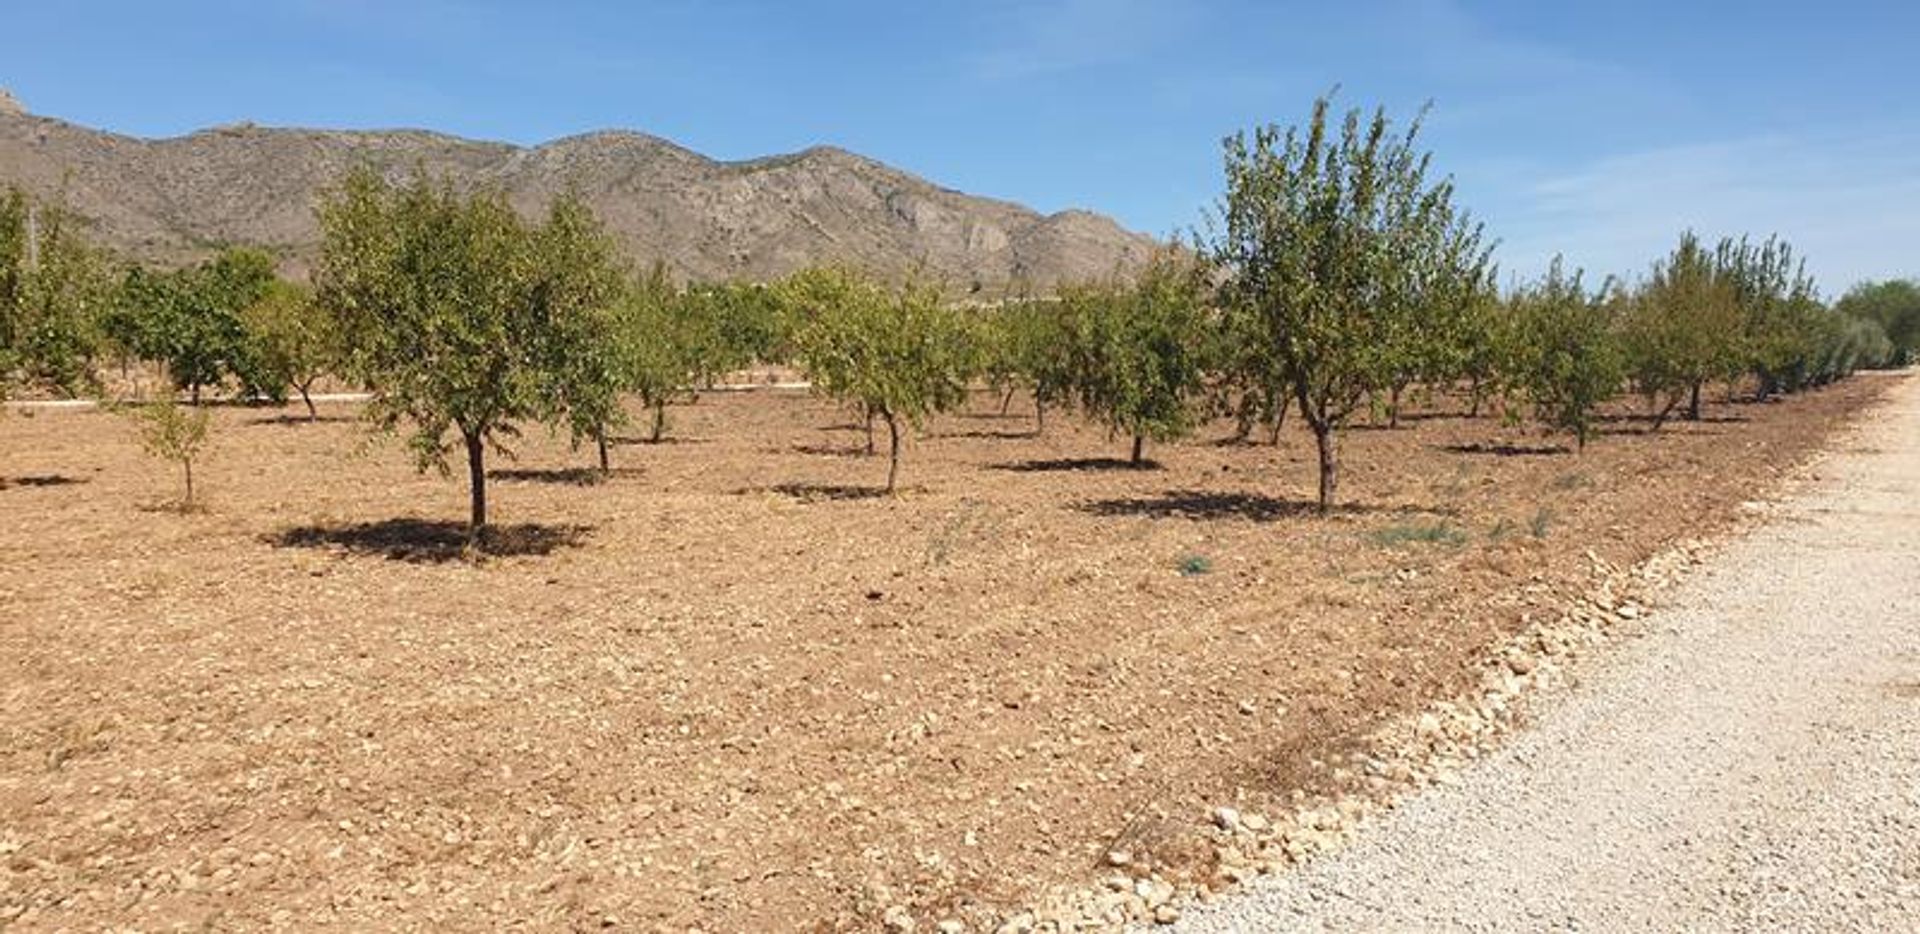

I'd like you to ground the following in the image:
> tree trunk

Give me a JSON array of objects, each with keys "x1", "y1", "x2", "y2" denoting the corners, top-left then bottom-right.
[
  {"x1": 1313, "y1": 423, "x2": 1337, "y2": 514},
  {"x1": 182, "y1": 458, "x2": 194, "y2": 509},
  {"x1": 1000, "y1": 385, "x2": 1015, "y2": 416},
  {"x1": 1687, "y1": 381, "x2": 1702, "y2": 421},
  {"x1": 1034, "y1": 396, "x2": 1045, "y2": 434},
  {"x1": 650, "y1": 401, "x2": 666, "y2": 443},
  {"x1": 464, "y1": 430, "x2": 487, "y2": 544},
  {"x1": 1268, "y1": 397, "x2": 1288, "y2": 446},
  {"x1": 884, "y1": 411, "x2": 902, "y2": 493},
  {"x1": 1130, "y1": 433, "x2": 1145, "y2": 466},
  {"x1": 1468, "y1": 376, "x2": 1483, "y2": 418},
  {"x1": 865, "y1": 407, "x2": 877, "y2": 455},
  {"x1": 1388, "y1": 383, "x2": 1403, "y2": 429},
  {"x1": 596, "y1": 430, "x2": 610, "y2": 475},
  {"x1": 299, "y1": 383, "x2": 317, "y2": 421},
  {"x1": 190, "y1": 383, "x2": 201, "y2": 406}
]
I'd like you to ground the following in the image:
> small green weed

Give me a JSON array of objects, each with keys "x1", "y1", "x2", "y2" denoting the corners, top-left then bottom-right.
[
  {"x1": 1177, "y1": 554, "x2": 1214, "y2": 576},
  {"x1": 1529, "y1": 506, "x2": 1555, "y2": 539},
  {"x1": 1369, "y1": 520, "x2": 1466, "y2": 548}
]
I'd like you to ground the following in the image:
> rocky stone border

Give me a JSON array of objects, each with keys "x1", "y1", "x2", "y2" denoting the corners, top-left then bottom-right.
[{"x1": 943, "y1": 536, "x2": 1725, "y2": 933}]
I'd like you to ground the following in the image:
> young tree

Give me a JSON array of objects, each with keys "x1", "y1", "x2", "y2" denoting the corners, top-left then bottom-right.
[
  {"x1": 1617, "y1": 232, "x2": 1742, "y2": 426},
  {"x1": 314, "y1": 168, "x2": 622, "y2": 542},
  {"x1": 1210, "y1": 97, "x2": 1492, "y2": 511},
  {"x1": 786, "y1": 267, "x2": 975, "y2": 492},
  {"x1": 240, "y1": 280, "x2": 342, "y2": 419},
  {"x1": 1063, "y1": 250, "x2": 1212, "y2": 465},
  {"x1": 132, "y1": 398, "x2": 212, "y2": 509},
  {"x1": 1504, "y1": 258, "x2": 1623, "y2": 449}
]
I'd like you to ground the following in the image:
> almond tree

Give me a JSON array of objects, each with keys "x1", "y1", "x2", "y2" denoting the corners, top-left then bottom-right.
[
  {"x1": 1617, "y1": 232, "x2": 1742, "y2": 426},
  {"x1": 1211, "y1": 97, "x2": 1492, "y2": 511},
  {"x1": 240, "y1": 280, "x2": 342, "y2": 420},
  {"x1": 1, "y1": 185, "x2": 109, "y2": 401},
  {"x1": 1504, "y1": 257, "x2": 1623, "y2": 449},
  {"x1": 785, "y1": 267, "x2": 975, "y2": 492},
  {"x1": 1063, "y1": 249, "x2": 1212, "y2": 465},
  {"x1": 315, "y1": 168, "x2": 621, "y2": 542}
]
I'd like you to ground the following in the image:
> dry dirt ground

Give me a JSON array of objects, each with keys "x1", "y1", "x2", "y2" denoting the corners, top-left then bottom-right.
[{"x1": 0, "y1": 377, "x2": 1892, "y2": 931}]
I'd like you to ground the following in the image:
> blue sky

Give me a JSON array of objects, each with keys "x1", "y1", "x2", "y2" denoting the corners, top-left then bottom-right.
[{"x1": 5, "y1": 0, "x2": 1916, "y2": 291}]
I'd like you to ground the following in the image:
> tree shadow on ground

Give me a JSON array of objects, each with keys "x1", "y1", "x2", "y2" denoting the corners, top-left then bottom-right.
[
  {"x1": 1596, "y1": 412, "x2": 1748, "y2": 426},
  {"x1": 608, "y1": 435, "x2": 708, "y2": 446},
  {"x1": 1439, "y1": 441, "x2": 1572, "y2": 457},
  {"x1": 268, "y1": 518, "x2": 591, "y2": 562},
  {"x1": 1076, "y1": 489, "x2": 1384, "y2": 522},
  {"x1": 245, "y1": 414, "x2": 360, "y2": 427},
  {"x1": 1, "y1": 474, "x2": 87, "y2": 490},
  {"x1": 747, "y1": 482, "x2": 891, "y2": 503},
  {"x1": 991, "y1": 457, "x2": 1162, "y2": 473},
  {"x1": 487, "y1": 467, "x2": 639, "y2": 487},
  {"x1": 932, "y1": 428, "x2": 1039, "y2": 441},
  {"x1": 791, "y1": 442, "x2": 872, "y2": 459}
]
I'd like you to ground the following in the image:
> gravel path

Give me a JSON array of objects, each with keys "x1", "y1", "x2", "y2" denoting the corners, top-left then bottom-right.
[{"x1": 1177, "y1": 375, "x2": 1920, "y2": 933}]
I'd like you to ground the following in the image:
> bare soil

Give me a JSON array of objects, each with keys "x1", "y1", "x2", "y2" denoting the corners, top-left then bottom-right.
[{"x1": 0, "y1": 379, "x2": 1888, "y2": 931}]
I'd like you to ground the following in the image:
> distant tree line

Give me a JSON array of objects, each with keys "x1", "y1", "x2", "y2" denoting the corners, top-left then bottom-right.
[{"x1": 3, "y1": 95, "x2": 1915, "y2": 540}]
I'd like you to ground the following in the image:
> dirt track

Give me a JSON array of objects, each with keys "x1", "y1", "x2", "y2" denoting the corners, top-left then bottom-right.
[{"x1": 1178, "y1": 371, "x2": 1920, "y2": 932}]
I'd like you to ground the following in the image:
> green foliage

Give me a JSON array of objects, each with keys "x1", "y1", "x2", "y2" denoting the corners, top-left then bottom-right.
[
  {"x1": 240, "y1": 280, "x2": 341, "y2": 418},
  {"x1": 1061, "y1": 249, "x2": 1213, "y2": 464},
  {"x1": 1503, "y1": 258, "x2": 1623, "y2": 449},
  {"x1": 114, "y1": 247, "x2": 280, "y2": 401},
  {"x1": 314, "y1": 167, "x2": 623, "y2": 537},
  {"x1": 680, "y1": 280, "x2": 794, "y2": 374},
  {"x1": 1176, "y1": 553, "x2": 1214, "y2": 576},
  {"x1": 1834, "y1": 279, "x2": 1920, "y2": 366},
  {"x1": 983, "y1": 294, "x2": 1076, "y2": 430},
  {"x1": 532, "y1": 195, "x2": 629, "y2": 470},
  {"x1": 131, "y1": 398, "x2": 212, "y2": 508},
  {"x1": 610, "y1": 264, "x2": 705, "y2": 445},
  {"x1": 785, "y1": 266, "x2": 977, "y2": 492},
  {"x1": 1211, "y1": 96, "x2": 1492, "y2": 510},
  {"x1": 0, "y1": 185, "x2": 111, "y2": 399},
  {"x1": 1616, "y1": 232, "x2": 1742, "y2": 426}
]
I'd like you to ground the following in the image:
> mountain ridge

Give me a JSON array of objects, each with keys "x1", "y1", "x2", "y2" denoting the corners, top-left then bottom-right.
[{"x1": 0, "y1": 98, "x2": 1156, "y2": 291}]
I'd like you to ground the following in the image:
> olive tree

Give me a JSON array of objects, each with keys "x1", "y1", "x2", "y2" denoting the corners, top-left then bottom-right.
[
  {"x1": 1210, "y1": 97, "x2": 1492, "y2": 511},
  {"x1": 786, "y1": 267, "x2": 975, "y2": 492},
  {"x1": 315, "y1": 168, "x2": 622, "y2": 541},
  {"x1": 1834, "y1": 279, "x2": 1920, "y2": 366}
]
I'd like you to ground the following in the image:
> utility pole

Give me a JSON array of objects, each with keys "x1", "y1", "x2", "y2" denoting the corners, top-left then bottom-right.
[{"x1": 23, "y1": 200, "x2": 38, "y2": 272}]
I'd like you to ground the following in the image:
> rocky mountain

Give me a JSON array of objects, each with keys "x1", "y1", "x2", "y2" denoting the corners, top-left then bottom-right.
[{"x1": 0, "y1": 92, "x2": 1156, "y2": 292}]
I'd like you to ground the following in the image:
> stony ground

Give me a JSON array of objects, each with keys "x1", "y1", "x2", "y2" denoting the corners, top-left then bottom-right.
[
  {"x1": 1176, "y1": 371, "x2": 1920, "y2": 932},
  {"x1": 0, "y1": 377, "x2": 1891, "y2": 931}
]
